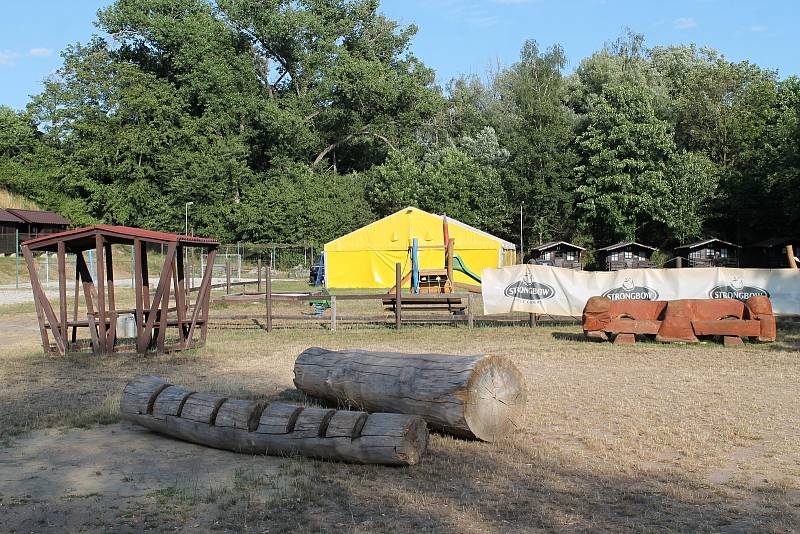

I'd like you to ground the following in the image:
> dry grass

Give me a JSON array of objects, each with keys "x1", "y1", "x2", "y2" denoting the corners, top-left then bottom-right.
[
  {"x1": 0, "y1": 188, "x2": 39, "y2": 210},
  {"x1": 0, "y1": 301, "x2": 799, "y2": 532}
]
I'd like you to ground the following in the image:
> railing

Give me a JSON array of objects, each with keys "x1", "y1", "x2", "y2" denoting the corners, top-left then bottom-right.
[
  {"x1": 687, "y1": 257, "x2": 739, "y2": 268},
  {"x1": 607, "y1": 260, "x2": 656, "y2": 271}
]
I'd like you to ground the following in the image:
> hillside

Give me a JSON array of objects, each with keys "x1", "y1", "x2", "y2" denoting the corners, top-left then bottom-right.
[{"x1": 0, "y1": 188, "x2": 38, "y2": 210}]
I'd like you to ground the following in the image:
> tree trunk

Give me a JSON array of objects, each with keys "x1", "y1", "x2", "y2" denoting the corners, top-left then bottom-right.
[
  {"x1": 120, "y1": 376, "x2": 428, "y2": 466},
  {"x1": 293, "y1": 348, "x2": 526, "y2": 442}
]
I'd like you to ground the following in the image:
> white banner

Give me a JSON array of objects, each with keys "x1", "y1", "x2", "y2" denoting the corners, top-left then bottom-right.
[{"x1": 481, "y1": 265, "x2": 800, "y2": 316}]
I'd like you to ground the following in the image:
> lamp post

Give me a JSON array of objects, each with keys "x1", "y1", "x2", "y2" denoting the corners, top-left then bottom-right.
[
  {"x1": 185, "y1": 201, "x2": 194, "y2": 236},
  {"x1": 519, "y1": 201, "x2": 524, "y2": 264}
]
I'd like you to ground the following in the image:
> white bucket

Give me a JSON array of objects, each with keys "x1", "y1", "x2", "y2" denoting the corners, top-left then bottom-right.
[{"x1": 117, "y1": 314, "x2": 137, "y2": 339}]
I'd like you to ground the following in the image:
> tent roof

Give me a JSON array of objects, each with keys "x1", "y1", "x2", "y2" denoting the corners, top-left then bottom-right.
[
  {"x1": 22, "y1": 225, "x2": 219, "y2": 252},
  {"x1": 325, "y1": 207, "x2": 515, "y2": 252}
]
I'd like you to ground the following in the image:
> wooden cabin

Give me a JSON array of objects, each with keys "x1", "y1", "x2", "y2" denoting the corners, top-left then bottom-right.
[
  {"x1": 529, "y1": 241, "x2": 585, "y2": 270},
  {"x1": 6, "y1": 208, "x2": 70, "y2": 238},
  {"x1": 0, "y1": 208, "x2": 25, "y2": 254},
  {"x1": 743, "y1": 237, "x2": 800, "y2": 268},
  {"x1": 675, "y1": 238, "x2": 739, "y2": 268},
  {"x1": 597, "y1": 241, "x2": 657, "y2": 271}
]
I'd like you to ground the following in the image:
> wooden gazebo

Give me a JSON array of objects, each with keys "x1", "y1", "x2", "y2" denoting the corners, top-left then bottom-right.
[{"x1": 21, "y1": 226, "x2": 219, "y2": 356}]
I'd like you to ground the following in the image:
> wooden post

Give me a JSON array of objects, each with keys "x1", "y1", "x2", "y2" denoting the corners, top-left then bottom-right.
[
  {"x1": 226, "y1": 260, "x2": 231, "y2": 294},
  {"x1": 395, "y1": 262, "x2": 402, "y2": 330},
  {"x1": 95, "y1": 234, "x2": 107, "y2": 354},
  {"x1": 134, "y1": 239, "x2": 144, "y2": 343},
  {"x1": 105, "y1": 242, "x2": 116, "y2": 351},
  {"x1": 22, "y1": 246, "x2": 65, "y2": 355},
  {"x1": 676, "y1": 256, "x2": 683, "y2": 269},
  {"x1": 57, "y1": 242, "x2": 67, "y2": 344},
  {"x1": 446, "y1": 238, "x2": 455, "y2": 288},
  {"x1": 467, "y1": 293, "x2": 475, "y2": 329},
  {"x1": 265, "y1": 262, "x2": 272, "y2": 332},
  {"x1": 786, "y1": 245, "x2": 798, "y2": 269},
  {"x1": 187, "y1": 248, "x2": 216, "y2": 346},
  {"x1": 528, "y1": 313, "x2": 537, "y2": 328},
  {"x1": 330, "y1": 295, "x2": 337, "y2": 332},
  {"x1": 137, "y1": 243, "x2": 176, "y2": 354},
  {"x1": 257, "y1": 257, "x2": 262, "y2": 293}
]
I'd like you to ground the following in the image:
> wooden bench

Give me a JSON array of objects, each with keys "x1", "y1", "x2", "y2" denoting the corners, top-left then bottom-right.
[{"x1": 382, "y1": 296, "x2": 466, "y2": 314}]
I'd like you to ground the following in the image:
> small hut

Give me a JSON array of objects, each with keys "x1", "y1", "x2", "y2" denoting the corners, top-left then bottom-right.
[
  {"x1": 21, "y1": 225, "x2": 218, "y2": 356},
  {"x1": 675, "y1": 238, "x2": 739, "y2": 268},
  {"x1": 744, "y1": 237, "x2": 800, "y2": 268},
  {"x1": 529, "y1": 241, "x2": 585, "y2": 270},
  {"x1": 597, "y1": 241, "x2": 657, "y2": 271},
  {"x1": 6, "y1": 208, "x2": 70, "y2": 237},
  {"x1": 0, "y1": 208, "x2": 25, "y2": 254}
]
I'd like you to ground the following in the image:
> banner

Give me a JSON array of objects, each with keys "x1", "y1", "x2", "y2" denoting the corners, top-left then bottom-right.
[{"x1": 481, "y1": 265, "x2": 800, "y2": 316}]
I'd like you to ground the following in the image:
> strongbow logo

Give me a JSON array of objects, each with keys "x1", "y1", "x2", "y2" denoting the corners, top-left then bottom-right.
[
  {"x1": 602, "y1": 277, "x2": 659, "y2": 301},
  {"x1": 504, "y1": 272, "x2": 556, "y2": 301},
  {"x1": 709, "y1": 277, "x2": 769, "y2": 301}
]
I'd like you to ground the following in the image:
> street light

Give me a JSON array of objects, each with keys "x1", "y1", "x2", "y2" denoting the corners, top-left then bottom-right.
[
  {"x1": 185, "y1": 201, "x2": 194, "y2": 236},
  {"x1": 519, "y1": 201, "x2": 524, "y2": 264}
]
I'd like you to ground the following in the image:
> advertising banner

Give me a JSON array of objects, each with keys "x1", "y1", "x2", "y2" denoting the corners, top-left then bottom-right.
[{"x1": 482, "y1": 265, "x2": 800, "y2": 316}]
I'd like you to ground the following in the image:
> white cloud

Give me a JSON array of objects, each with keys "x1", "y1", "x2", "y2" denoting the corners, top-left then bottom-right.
[
  {"x1": 673, "y1": 17, "x2": 697, "y2": 30},
  {"x1": 0, "y1": 51, "x2": 20, "y2": 66},
  {"x1": 749, "y1": 25, "x2": 768, "y2": 33},
  {"x1": 28, "y1": 47, "x2": 52, "y2": 57}
]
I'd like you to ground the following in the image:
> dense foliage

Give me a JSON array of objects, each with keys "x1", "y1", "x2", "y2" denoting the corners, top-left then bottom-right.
[{"x1": 1, "y1": 2, "x2": 797, "y2": 264}]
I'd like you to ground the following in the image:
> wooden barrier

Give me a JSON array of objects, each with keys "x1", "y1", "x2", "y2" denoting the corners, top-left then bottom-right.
[{"x1": 121, "y1": 376, "x2": 428, "y2": 466}]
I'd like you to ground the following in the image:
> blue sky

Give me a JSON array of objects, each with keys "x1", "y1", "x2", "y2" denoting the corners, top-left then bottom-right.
[{"x1": 1, "y1": 1, "x2": 797, "y2": 110}]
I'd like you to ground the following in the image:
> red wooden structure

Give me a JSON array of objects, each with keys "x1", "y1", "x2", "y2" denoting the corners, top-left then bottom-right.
[{"x1": 21, "y1": 226, "x2": 219, "y2": 356}]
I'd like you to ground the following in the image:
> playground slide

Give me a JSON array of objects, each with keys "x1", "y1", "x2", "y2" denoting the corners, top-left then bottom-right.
[{"x1": 452, "y1": 255, "x2": 482, "y2": 284}]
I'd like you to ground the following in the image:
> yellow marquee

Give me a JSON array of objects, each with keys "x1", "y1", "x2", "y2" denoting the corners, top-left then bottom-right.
[{"x1": 324, "y1": 207, "x2": 517, "y2": 288}]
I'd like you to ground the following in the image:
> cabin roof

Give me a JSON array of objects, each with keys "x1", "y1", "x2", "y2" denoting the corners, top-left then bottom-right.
[
  {"x1": 0, "y1": 208, "x2": 25, "y2": 224},
  {"x1": 532, "y1": 241, "x2": 586, "y2": 252},
  {"x1": 597, "y1": 241, "x2": 657, "y2": 252},
  {"x1": 5, "y1": 208, "x2": 70, "y2": 226},
  {"x1": 675, "y1": 238, "x2": 740, "y2": 250}
]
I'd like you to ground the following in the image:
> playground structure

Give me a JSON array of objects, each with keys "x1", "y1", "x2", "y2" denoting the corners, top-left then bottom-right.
[
  {"x1": 21, "y1": 226, "x2": 219, "y2": 356},
  {"x1": 582, "y1": 295, "x2": 777, "y2": 346}
]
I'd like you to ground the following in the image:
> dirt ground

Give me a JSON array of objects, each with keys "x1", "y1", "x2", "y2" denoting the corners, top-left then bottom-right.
[{"x1": 1, "y1": 299, "x2": 799, "y2": 532}]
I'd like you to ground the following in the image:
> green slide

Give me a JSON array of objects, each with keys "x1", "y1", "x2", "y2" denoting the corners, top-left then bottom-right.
[{"x1": 452, "y1": 254, "x2": 482, "y2": 283}]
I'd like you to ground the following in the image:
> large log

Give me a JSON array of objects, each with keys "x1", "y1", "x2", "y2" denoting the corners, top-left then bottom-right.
[
  {"x1": 120, "y1": 376, "x2": 428, "y2": 466},
  {"x1": 293, "y1": 347, "x2": 526, "y2": 442}
]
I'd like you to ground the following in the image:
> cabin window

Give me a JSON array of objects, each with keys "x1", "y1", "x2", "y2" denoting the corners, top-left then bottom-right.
[
  {"x1": 542, "y1": 251, "x2": 551, "y2": 260},
  {"x1": 624, "y1": 251, "x2": 633, "y2": 260},
  {"x1": 720, "y1": 248, "x2": 728, "y2": 258},
  {"x1": 610, "y1": 252, "x2": 619, "y2": 261},
  {"x1": 565, "y1": 251, "x2": 576, "y2": 261},
  {"x1": 706, "y1": 249, "x2": 715, "y2": 258}
]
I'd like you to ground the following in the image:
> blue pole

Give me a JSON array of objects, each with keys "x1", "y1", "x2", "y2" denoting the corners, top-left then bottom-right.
[
  {"x1": 412, "y1": 238, "x2": 419, "y2": 294},
  {"x1": 15, "y1": 228, "x2": 19, "y2": 289}
]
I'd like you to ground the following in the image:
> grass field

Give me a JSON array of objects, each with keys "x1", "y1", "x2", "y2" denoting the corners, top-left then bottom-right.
[{"x1": 1, "y1": 294, "x2": 799, "y2": 532}]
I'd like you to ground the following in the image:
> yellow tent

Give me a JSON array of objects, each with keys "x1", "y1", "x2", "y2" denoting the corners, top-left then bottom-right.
[{"x1": 324, "y1": 207, "x2": 517, "y2": 288}]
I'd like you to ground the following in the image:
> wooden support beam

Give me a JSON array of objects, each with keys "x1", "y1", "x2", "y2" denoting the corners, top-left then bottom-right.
[
  {"x1": 467, "y1": 293, "x2": 474, "y2": 328},
  {"x1": 72, "y1": 258, "x2": 79, "y2": 343},
  {"x1": 95, "y1": 233, "x2": 107, "y2": 354},
  {"x1": 105, "y1": 242, "x2": 116, "y2": 350},
  {"x1": 787, "y1": 244, "x2": 798, "y2": 269},
  {"x1": 330, "y1": 295, "x2": 337, "y2": 332},
  {"x1": 57, "y1": 242, "x2": 67, "y2": 344},
  {"x1": 137, "y1": 242, "x2": 177, "y2": 354},
  {"x1": 22, "y1": 246, "x2": 65, "y2": 355},
  {"x1": 134, "y1": 239, "x2": 144, "y2": 343},
  {"x1": 187, "y1": 248, "x2": 216, "y2": 346},
  {"x1": 174, "y1": 246, "x2": 187, "y2": 347}
]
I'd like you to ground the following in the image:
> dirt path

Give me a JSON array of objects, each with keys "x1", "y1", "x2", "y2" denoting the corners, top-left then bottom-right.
[{"x1": 0, "y1": 423, "x2": 288, "y2": 532}]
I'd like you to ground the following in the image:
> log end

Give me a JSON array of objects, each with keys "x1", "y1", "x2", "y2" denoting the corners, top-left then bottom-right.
[{"x1": 463, "y1": 355, "x2": 526, "y2": 442}]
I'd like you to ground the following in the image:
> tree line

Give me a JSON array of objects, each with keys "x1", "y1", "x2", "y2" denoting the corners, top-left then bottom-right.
[{"x1": 0, "y1": 0, "x2": 797, "y2": 267}]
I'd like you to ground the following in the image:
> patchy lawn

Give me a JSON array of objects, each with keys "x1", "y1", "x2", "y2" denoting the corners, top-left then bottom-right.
[{"x1": 1, "y1": 300, "x2": 799, "y2": 532}]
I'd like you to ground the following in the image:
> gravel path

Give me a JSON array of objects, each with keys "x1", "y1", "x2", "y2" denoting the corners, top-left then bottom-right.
[{"x1": 0, "y1": 289, "x2": 57, "y2": 305}]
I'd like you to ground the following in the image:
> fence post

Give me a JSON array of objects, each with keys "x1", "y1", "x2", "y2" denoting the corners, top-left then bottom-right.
[
  {"x1": 257, "y1": 257, "x2": 262, "y2": 293},
  {"x1": 265, "y1": 263, "x2": 272, "y2": 332},
  {"x1": 467, "y1": 293, "x2": 474, "y2": 329},
  {"x1": 528, "y1": 313, "x2": 537, "y2": 328},
  {"x1": 395, "y1": 262, "x2": 402, "y2": 330},
  {"x1": 225, "y1": 260, "x2": 231, "y2": 294},
  {"x1": 330, "y1": 295, "x2": 337, "y2": 332},
  {"x1": 15, "y1": 228, "x2": 20, "y2": 288}
]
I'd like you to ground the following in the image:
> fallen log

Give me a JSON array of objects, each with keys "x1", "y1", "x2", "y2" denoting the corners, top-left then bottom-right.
[
  {"x1": 120, "y1": 376, "x2": 428, "y2": 466},
  {"x1": 293, "y1": 347, "x2": 526, "y2": 442}
]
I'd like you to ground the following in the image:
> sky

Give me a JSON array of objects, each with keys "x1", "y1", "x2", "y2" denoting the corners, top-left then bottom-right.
[{"x1": 1, "y1": 0, "x2": 797, "y2": 110}]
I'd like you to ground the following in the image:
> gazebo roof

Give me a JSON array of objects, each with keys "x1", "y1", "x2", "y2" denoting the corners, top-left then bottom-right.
[{"x1": 22, "y1": 225, "x2": 219, "y2": 252}]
